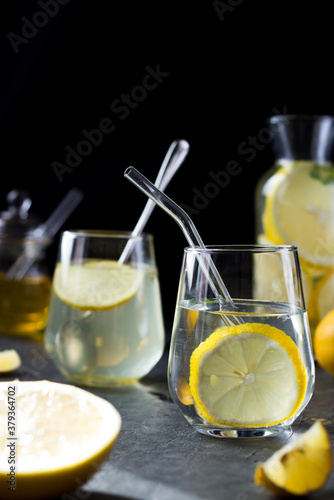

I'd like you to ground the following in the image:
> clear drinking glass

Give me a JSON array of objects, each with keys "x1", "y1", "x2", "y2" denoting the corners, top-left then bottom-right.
[
  {"x1": 45, "y1": 230, "x2": 165, "y2": 387},
  {"x1": 168, "y1": 245, "x2": 315, "y2": 438}
]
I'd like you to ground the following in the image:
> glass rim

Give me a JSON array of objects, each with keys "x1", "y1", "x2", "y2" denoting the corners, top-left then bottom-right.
[
  {"x1": 266, "y1": 114, "x2": 334, "y2": 125},
  {"x1": 62, "y1": 229, "x2": 153, "y2": 240},
  {"x1": 184, "y1": 244, "x2": 298, "y2": 254}
]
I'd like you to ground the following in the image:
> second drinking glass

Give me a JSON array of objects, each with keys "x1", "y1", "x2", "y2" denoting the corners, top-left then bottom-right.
[{"x1": 45, "y1": 230, "x2": 165, "y2": 387}]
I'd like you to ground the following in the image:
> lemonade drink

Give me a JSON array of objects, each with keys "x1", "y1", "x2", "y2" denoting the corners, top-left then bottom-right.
[
  {"x1": 45, "y1": 261, "x2": 164, "y2": 386},
  {"x1": 44, "y1": 231, "x2": 165, "y2": 387},
  {"x1": 169, "y1": 299, "x2": 314, "y2": 436}
]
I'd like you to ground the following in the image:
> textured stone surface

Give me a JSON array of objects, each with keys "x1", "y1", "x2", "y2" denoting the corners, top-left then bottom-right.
[{"x1": 0, "y1": 335, "x2": 333, "y2": 500}]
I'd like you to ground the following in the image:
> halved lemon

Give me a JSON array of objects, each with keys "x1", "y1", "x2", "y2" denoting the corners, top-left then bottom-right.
[
  {"x1": 189, "y1": 323, "x2": 307, "y2": 427},
  {"x1": 263, "y1": 161, "x2": 334, "y2": 268},
  {"x1": 0, "y1": 350, "x2": 21, "y2": 373},
  {"x1": 0, "y1": 380, "x2": 121, "y2": 500},
  {"x1": 54, "y1": 259, "x2": 141, "y2": 310},
  {"x1": 254, "y1": 420, "x2": 332, "y2": 495}
]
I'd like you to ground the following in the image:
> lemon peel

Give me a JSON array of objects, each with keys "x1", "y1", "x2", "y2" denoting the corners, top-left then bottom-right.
[{"x1": 189, "y1": 323, "x2": 307, "y2": 427}]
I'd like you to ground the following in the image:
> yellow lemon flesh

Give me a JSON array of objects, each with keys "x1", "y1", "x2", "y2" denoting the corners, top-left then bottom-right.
[
  {"x1": 0, "y1": 380, "x2": 121, "y2": 500},
  {"x1": 263, "y1": 161, "x2": 334, "y2": 268},
  {"x1": 189, "y1": 323, "x2": 307, "y2": 427},
  {"x1": 314, "y1": 309, "x2": 334, "y2": 376},
  {"x1": 54, "y1": 259, "x2": 141, "y2": 310},
  {"x1": 0, "y1": 350, "x2": 21, "y2": 373},
  {"x1": 254, "y1": 421, "x2": 332, "y2": 496}
]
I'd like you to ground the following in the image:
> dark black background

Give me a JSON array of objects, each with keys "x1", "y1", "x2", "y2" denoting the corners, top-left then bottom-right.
[{"x1": 1, "y1": 0, "x2": 332, "y2": 336}]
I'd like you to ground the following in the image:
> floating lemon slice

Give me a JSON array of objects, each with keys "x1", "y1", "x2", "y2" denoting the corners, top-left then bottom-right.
[
  {"x1": 263, "y1": 161, "x2": 334, "y2": 267},
  {"x1": 54, "y1": 259, "x2": 141, "y2": 310},
  {"x1": 0, "y1": 350, "x2": 21, "y2": 373},
  {"x1": 262, "y1": 167, "x2": 287, "y2": 245},
  {"x1": 255, "y1": 421, "x2": 332, "y2": 496},
  {"x1": 0, "y1": 380, "x2": 121, "y2": 500},
  {"x1": 189, "y1": 323, "x2": 307, "y2": 427}
]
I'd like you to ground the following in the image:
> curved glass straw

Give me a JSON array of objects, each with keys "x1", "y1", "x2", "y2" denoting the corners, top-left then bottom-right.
[
  {"x1": 124, "y1": 166, "x2": 235, "y2": 307},
  {"x1": 119, "y1": 139, "x2": 189, "y2": 264},
  {"x1": 6, "y1": 188, "x2": 84, "y2": 280}
]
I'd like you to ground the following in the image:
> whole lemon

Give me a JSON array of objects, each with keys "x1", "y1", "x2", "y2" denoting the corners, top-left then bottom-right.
[{"x1": 314, "y1": 309, "x2": 334, "y2": 376}]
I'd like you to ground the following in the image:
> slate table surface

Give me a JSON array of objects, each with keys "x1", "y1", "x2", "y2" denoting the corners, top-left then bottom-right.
[{"x1": 1, "y1": 333, "x2": 334, "y2": 500}]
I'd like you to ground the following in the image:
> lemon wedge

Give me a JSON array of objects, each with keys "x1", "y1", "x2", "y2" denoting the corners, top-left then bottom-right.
[
  {"x1": 0, "y1": 350, "x2": 21, "y2": 373},
  {"x1": 0, "y1": 380, "x2": 121, "y2": 500},
  {"x1": 254, "y1": 421, "x2": 332, "y2": 495},
  {"x1": 263, "y1": 161, "x2": 334, "y2": 267},
  {"x1": 189, "y1": 323, "x2": 307, "y2": 427},
  {"x1": 54, "y1": 259, "x2": 141, "y2": 310}
]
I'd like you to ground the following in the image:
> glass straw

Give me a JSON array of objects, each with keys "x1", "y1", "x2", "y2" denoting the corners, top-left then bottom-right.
[
  {"x1": 119, "y1": 139, "x2": 189, "y2": 264},
  {"x1": 6, "y1": 188, "x2": 84, "y2": 280},
  {"x1": 124, "y1": 166, "x2": 235, "y2": 307}
]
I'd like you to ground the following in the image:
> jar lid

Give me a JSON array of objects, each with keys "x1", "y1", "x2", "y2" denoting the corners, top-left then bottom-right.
[{"x1": 0, "y1": 189, "x2": 42, "y2": 239}]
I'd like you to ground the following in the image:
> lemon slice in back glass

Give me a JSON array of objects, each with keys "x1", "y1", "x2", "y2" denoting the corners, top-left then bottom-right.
[
  {"x1": 54, "y1": 260, "x2": 141, "y2": 311},
  {"x1": 189, "y1": 323, "x2": 307, "y2": 427},
  {"x1": 263, "y1": 161, "x2": 334, "y2": 267}
]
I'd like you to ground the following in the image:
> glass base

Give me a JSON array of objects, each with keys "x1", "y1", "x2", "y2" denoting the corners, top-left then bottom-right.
[{"x1": 194, "y1": 425, "x2": 293, "y2": 439}]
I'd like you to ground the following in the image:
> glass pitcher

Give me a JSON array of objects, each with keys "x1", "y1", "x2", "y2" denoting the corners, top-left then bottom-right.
[{"x1": 255, "y1": 115, "x2": 334, "y2": 335}]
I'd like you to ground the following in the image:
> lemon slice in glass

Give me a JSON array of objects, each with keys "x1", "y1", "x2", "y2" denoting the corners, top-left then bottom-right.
[
  {"x1": 263, "y1": 161, "x2": 334, "y2": 267},
  {"x1": 0, "y1": 380, "x2": 121, "y2": 500},
  {"x1": 254, "y1": 420, "x2": 332, "y2": 495},
  {"x1": 189, "y1": 323, "x2": 307, "y2": 427},
  {"x1": 54, "y1": 259, "x2": 141, "y2": 310}
]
